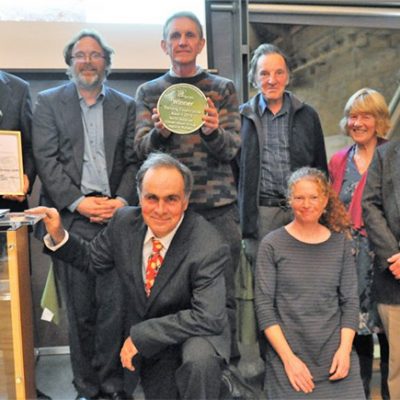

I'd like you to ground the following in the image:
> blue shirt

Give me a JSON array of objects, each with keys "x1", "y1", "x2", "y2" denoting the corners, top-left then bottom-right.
[
  {"x1": 258, "y1": 93, "x2": 291, "y2": 199},
  {"x1": 68, "y1": 86, "x2": 111, "y2": 212}
]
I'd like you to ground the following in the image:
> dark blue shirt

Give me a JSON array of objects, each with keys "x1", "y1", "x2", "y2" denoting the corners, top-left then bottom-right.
[{"x1": 258, "y1": 93, "x2": 291, "y2": 199}]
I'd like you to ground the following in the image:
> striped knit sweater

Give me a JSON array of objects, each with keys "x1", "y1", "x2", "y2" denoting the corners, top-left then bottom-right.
[{"x1": 135, "y1": 70, "x2": 241, "y2": 210}]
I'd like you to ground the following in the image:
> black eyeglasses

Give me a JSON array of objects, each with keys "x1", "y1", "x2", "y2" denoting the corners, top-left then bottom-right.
[{"x1": 71, "y1": 52, "x2": 105, "y2": 62}]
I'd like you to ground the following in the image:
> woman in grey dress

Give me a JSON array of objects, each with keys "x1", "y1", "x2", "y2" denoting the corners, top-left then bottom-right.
[{"x1": 255, "y1": 167, "x2": 365, "y2": 399}]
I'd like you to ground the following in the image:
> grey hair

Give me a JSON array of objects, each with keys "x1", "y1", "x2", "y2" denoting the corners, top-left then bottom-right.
[
  {"x1": 163, "y1": 11, "x2": 203, "y2": 40},
  {"x1": 248, "y1": 43, "x2": 290, "y2": 88},
  {"x1": 136, "y1": 153, "x2": 193, "y2": 199}
]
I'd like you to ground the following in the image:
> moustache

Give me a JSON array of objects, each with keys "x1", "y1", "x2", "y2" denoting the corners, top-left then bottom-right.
[{"x1": 80, "y1": 65, "x2": 97, "y2": 71}]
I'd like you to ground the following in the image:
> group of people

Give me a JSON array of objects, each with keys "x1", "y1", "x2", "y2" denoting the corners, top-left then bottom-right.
[
  {"x1": 2, "y1": 8, "x2": 398, "y2": 400},
  {"x1": 237, "y1": 42, "x2": 394, "y2": 400}
]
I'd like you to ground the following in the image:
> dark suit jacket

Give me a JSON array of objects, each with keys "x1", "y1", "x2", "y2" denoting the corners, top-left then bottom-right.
[
  {"x1": 32, "y1": 82, "x2": 137, "y2": 233},
  {"x1": 52, "y1": 208, "x2": 231, "y2": 362},
  {"x1": 0, "y1": 71, "x2": 35, "y2": 193},
  {"x1": 363, "y1": 140, "x2": 400, "y2": 304}
]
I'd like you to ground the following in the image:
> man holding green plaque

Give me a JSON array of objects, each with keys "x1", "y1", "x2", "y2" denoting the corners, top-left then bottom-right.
[{"x1": 135, "y1": 11, "x2": 242, "y2": 363}]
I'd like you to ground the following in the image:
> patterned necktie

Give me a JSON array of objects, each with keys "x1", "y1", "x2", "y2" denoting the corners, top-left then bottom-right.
[{"x1": 145, "y1": 238, "x2": 164, "y2": 296}]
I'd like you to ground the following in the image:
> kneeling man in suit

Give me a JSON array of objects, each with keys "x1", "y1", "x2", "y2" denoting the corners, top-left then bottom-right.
[{"x1": 29, "y1": 152, "x2": 231, "y2": 400}]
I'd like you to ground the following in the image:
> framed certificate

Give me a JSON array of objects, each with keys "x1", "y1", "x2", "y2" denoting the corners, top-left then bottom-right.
[
  {"x1": 157, "y1": 83, "x2": 207, "y2": 134},
  {"x1": 0, "y1": 131, "x2": 24, "y2": 195}
]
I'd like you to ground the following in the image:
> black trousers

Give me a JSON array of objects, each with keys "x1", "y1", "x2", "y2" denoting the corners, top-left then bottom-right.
[
  {"x1": 354, "y1": 332, "x2": 389, "y2": 400},
  {"x1": 139, "y1": 337, "x2": 224, "y2": 400},
  {"x1": 53, "y1": 216, "x2": 124, "y2": 397}
]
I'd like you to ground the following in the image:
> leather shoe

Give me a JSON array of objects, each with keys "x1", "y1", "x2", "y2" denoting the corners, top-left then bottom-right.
[{"x1": 36, "y1": 389, "x2": 52, "y2": 399}]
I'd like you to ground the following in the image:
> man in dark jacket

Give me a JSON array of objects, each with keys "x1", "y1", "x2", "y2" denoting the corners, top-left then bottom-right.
[
  {"x1": 0, "y1": 70, "x2": 51, "y2": 399},
  {"x1": 32, "y1": 30, "x2": 137, "y2": 400},
  {"x1": 363, "y1": 140, "x2": 400, "y2": 400},
  {"x1": 29, "y1": 153, "x2": 230, "y2": 400},
  {"x1": 0, "y1": 70, "x2": 35, "y2": 210},
  {"x1": 237, "y1": 44, "x2": 328, "y2": 265}
]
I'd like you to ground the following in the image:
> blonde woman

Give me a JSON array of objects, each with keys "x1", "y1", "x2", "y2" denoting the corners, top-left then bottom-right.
[{"x1": 329, "y1": 88, "x2": 390, "y2": 399}]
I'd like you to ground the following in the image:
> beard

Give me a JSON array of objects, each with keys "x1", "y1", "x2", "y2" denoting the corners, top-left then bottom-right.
[{"x1": 67, "y1": 64, "x2": 106, "y2": 90}]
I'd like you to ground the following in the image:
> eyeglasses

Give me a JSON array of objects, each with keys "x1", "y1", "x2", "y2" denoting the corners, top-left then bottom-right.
[
  {"x1": 71, "y1": 52, "x2": 105, "y2": 62},
  {"x1": 291, "y1": 195, "x2": 322, "y2": 205}
]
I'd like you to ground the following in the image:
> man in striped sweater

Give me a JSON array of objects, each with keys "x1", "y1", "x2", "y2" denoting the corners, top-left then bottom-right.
[{"x1": 134, "y1": 11, "x2": 242, "y2": 364}]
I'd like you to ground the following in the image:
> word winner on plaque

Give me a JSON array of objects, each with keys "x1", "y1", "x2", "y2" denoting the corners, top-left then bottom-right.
[{"x1": 157, "y1": 83, "x2": 207, "y2": 134}]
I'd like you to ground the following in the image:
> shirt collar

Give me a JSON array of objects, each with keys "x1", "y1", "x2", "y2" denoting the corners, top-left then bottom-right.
[
  {"x1": 76, "y1": 85, "x2": 106, "y2": 106},
  {"x1": 258, "y1": 91, "x2": 289, "y2": 117},
  {"x1": 169, "y1": 66, "x2": 203, "y2": 78},
  {"x1": 144, "y1": 214, "x2": 185, "y2": 250}
]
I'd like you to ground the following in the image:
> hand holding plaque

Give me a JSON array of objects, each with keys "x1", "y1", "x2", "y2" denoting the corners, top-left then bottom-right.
[
  {"x1": 157, "y1": 83, "x2": 207, "y2": 134},
  {"x1": 0, "y1": 131, "x2": 25, "y2": 195}
]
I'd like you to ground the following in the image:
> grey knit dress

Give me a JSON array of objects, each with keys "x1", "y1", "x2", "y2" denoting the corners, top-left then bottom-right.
[{"x1": 255, "y1": 227, "x2": 365, "y2": 399}]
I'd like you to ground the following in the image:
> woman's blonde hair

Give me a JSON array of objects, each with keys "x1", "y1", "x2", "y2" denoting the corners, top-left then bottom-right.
[
  {"x1": 287, "y1": 167, "x2": 351, "y2": 234},
  {"x1": 340, "y1": 88, "x2": 391, "y2": 137}
]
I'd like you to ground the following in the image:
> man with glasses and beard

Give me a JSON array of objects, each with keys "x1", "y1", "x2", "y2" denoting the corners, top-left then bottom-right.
[{"x1": 32, "y1": 29, "x2": 137, "y2": 400}]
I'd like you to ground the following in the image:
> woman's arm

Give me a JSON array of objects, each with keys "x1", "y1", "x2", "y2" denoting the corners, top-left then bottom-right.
[
  {"x1": 265, "y1": 324, "x2": 315, "y2": 394},
  {"x1": 329, "y1": 237, "x2": 358, "y2": 380},
  {"x1": 329, "y1": 327, "x2": 355, "y2": 380}
]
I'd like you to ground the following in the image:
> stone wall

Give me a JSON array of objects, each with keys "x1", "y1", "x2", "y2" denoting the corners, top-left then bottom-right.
[{"x1": 251, "y1": 24, "x2": 400, "y2": 156}]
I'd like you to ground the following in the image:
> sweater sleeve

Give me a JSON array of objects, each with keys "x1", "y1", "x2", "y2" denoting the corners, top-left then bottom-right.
[
  {"x1": 134, "y1": 83, "x2": 170, "y2": 160},
  {"x1": 254, "y1": 237, "x2": 279, "y2": 330},
  {"x1": 199, "y1": 80, "x2": 241, "y2": 162},
  {"x1": 339, "y1": 237, "x2": 359, "y2": 330}
]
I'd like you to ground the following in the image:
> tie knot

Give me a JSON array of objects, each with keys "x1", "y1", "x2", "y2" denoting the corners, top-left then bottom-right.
[{"x1": 152, "y1": 238, "x2": 163, "y2": 253}]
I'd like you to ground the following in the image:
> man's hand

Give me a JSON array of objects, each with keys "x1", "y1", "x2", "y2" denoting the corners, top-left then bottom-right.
[
  {"x1": 120, "y1": 337, "x2": 138, "y2": 371},
  {"x1": 25, "y1": 206, "x2": 65, "y2": 244},
  {"x1": 388, "y1": 252, "x2": 400, "y2": 279},
  {"x1": 152, "y1": 107, "x2": 171, "y2": 138},
  {"x1": 77, "y1": 196, "x2": 116, "y2": 224},
  {"x1": 89, "y1": 198, "x2": 125, "y2": 223},
  {"x1": 283, "y1": 353, "x2": 314, "y2": 394},
  {"x1": 2, "y1": 174, "x2": 30, "y2": 202},
  {"x1": 201, "y1": 98, "x2": 219, "y2": 136}
]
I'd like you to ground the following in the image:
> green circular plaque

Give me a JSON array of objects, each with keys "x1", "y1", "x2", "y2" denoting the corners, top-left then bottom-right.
[{"x1": 157, "y1": 83, "x2": 207, "y2": 134}]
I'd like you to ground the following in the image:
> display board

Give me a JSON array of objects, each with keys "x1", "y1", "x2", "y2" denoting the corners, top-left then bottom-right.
[{"x1": 0, "y1": 0, "x2": 207, "y2": 70}]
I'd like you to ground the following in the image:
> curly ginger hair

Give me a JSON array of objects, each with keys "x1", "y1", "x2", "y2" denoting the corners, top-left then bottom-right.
[{"x1": 287, "y1": 167, "x2": 351, "y2": 235}]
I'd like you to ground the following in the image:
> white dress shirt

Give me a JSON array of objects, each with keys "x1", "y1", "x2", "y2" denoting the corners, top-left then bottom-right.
[{"x1": 142, "y1": 216, "x2": 184, "y2": 282}]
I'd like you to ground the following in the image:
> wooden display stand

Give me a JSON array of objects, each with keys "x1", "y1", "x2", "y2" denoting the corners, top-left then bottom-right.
[{"x1": 0, "y1": 225, "x2": 35, "y2": 399}]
